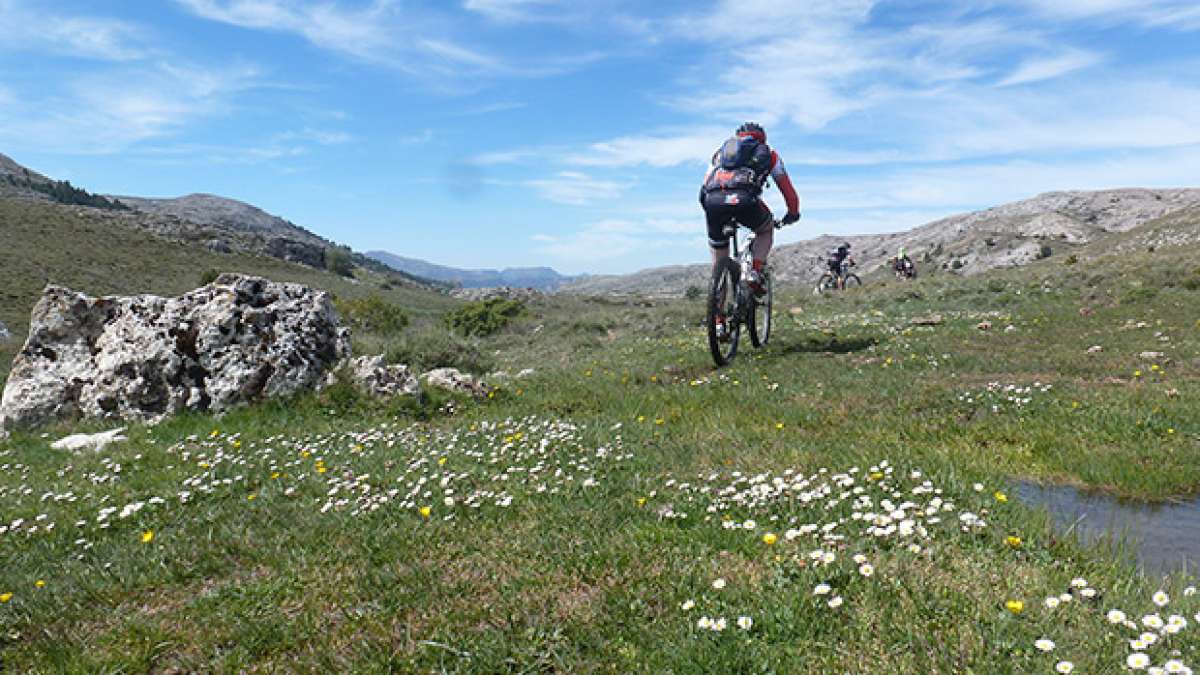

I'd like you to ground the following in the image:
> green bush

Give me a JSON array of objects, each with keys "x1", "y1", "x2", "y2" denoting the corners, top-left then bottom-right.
[
  {"x1": 335, "y1": 295, "x2": 410, "y2": 335},
  {"x1": 444, "y1": 297, "x2": 525, "y2": 337},
  {"x1": 684, "y1": 285, "x2": 703, "y2": 301},
  {"x1": 383, "y1": 331, "x2": 493, "y2": 374},
  {"x1": 1064, "y1": 254, "x2": 1078, "y2": 266},
  {"x1": 326, "y1": 246, "x2": 354, "y2": 277},
  {"x1": 199, "y1": 268, "x2": 220, "y2": 286}
]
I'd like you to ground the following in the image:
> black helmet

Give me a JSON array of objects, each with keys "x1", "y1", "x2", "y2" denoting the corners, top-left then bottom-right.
[
  {"x1": 736, "y1": 122, "x2": 766, "y2": 143},
  {"x1": 842, "y1": 242, "x2": 852, "y2": 250}
]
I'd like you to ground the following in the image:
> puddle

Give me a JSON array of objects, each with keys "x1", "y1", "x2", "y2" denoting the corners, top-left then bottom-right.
[{"x1": 1017, "y1": 481, "x2": 1200, "y2": 577}]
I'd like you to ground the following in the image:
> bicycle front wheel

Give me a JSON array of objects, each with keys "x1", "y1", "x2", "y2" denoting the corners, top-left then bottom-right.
[
  {"x1": 843, "y1": 274, "x2": 862, "y2": 288},
  {"x1": 707, "y1": 258, "x2": 741, "y2": 367},
  {"x1": 749, "y1": 267, "x2": 772, "y2": 348}
]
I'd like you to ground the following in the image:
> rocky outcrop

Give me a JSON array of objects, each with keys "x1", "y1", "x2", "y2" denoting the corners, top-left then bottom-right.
[
  {"x1": 347, "y1": 355, "x2": 420, "y2": 398},
  {"x1": 450, "y1": 287, "x2": 544, "y2": 303},
  {"x1": 422, "y1": 368, "x2": 489, "y2": 398},
  {"x1": 0, "y1": 320, "x2": 9, "y2": 341},
  {"x1": 0, "y1": 274, "x2": 350, "y2": 431}
]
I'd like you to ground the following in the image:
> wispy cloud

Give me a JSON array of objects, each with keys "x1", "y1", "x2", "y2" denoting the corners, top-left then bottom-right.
[
  {"x1": 523, "y1": 171, "x2": 621, "y2": 205},
  {"x1": 997, "y1": 49, "x2": 1104, "y2": 87},
  {"x1": 1006, "y1": 0, "x2": 1200, "y2": 30},
  {"x1": 462, "y1": 0, "x2": 560, "y2": 23},
  {"x1": 0, "y1": 62, "x2": 263, "y2": 153},
  {"x1": 0, "y1": 0, "x2": 150, "y2": 61}
]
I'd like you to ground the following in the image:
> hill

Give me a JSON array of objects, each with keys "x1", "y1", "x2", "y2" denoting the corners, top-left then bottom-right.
[
  {"x1": 562, "y1": 188, "x2": 1200, "y2": 296},
  {"x1": 367, "y1": 250, "x2": 576, "y2": 290},
  {"x1": 0, "y1": 198, "x2": 458, "y2": 387},
  {"x1": 114, "y1": 193, "x2": 329, "y2": 247}
]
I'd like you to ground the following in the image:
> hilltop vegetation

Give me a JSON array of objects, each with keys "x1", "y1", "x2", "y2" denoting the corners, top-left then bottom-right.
[{"x1": 1, "y1": 230, "x2": 1197, "y2": 671}]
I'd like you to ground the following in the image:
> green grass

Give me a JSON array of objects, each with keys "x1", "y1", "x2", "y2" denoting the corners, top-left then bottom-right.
[{"x1": 1, "y1": 235, "x2": 1199, "y2": 671}]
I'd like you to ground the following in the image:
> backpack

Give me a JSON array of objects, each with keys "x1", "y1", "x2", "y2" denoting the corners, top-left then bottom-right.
[{"x1": 703, "y1": 135, "x2": 773, "y2": 195}]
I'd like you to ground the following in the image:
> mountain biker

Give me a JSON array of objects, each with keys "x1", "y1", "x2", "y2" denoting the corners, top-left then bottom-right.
[
  {"x1": 827, "y1": 242, "x2": 853, "y2": 279},
  {"x1": 700, "y1": 123, "x2": 800, "y2": 312},
  {"x1": 894, "y1": 246, "x2": 915, "y2": 278}
]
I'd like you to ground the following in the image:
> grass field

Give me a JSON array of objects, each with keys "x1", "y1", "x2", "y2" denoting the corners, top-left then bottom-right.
[{"x1": 1, "y1": 235, "x2": 1199, "y2": 671}]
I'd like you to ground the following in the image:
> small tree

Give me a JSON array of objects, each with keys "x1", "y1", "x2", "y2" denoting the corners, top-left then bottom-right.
[
  {"x1": 684, "y1": 285, "x2": 703, "y2": 301},
  {"x1": 326, "y1": 247, "x2": 354, "y2": 277},
  {"x1": 199, "y1": 268, "x2": 221, "y2": 286}
]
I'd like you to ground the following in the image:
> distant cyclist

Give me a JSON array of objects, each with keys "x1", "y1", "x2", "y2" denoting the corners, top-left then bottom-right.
[
  {"x1": 700, "y1": 122, "x2": 800, "y2": 302},
  {"x1": 827, "y1": 242, "x2": 854, "y2": 282},
  {"x1": 893, "y1": 246, "x2": 916, "y2": 279}
]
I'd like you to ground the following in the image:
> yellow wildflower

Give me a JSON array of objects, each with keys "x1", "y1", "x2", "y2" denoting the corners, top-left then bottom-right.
[
  {"x1": 994, "y1": 491, "x2": 1008, "y2": 503},
  {"x1": 34, "y1": 580, "x2": 45, "y2": 588},
  {"x1": 0, "y1": 592, "x2": 11, "y2": 603},
  {"x1": 1006, "y1": 536, "x2": 1022, "y2": 548},
  {"x1": 1006, "y1": 600, "x2": 1024, "y2": 614},
  {"x1": 762, "y1": 533, "x2": 778, "y2": 546},
  {"x1": 419, "y1": 506, "x2": 432, "y2": 518},
  {"x1": 141, "y1": 530, "x2": 155, "y2": 544}
]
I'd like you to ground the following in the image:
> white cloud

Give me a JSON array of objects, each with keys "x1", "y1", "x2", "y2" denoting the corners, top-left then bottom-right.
[
  {"x1": 532, "y1": 217, "x2": 702, "y2": 265},
  {"x1": 463, "y1": 0, "x2": 560, "y2": 22},
  {"x1": 0, "y1": 62, "x2": 263, "y2": 153},
  {"x1": 176, "y1": 0, "x2": 505, "y2": 77},
  {"x1": 523, "y1": 171, "x2": 621, "y2": 205},
  {"x1": 1006, "y1": 0, "x2": 1200, "y2": 29},
  {"x1": 997, "y1": 49, "x2": 1104, "y2": 86},
  {"x1": 0, "y1": 0, "x2": 150, "y2": 61}
]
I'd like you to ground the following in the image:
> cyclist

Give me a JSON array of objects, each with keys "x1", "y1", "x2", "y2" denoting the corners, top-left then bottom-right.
[
  {"x1": 700, "y1": 122, "x2": 800, "y2": 314},
  {"x1": 827, "y1": 242, "x2": 854, "y2": 286},
  {"x1": 894, "y1": 246, "x2": 915, "y2": 278}
]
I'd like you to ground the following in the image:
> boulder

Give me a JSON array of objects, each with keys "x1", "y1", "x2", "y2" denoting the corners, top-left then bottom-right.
[
  {"x1": 51, "y1": 427, "x2": 128, "y2": 453},
  {"x1": 911, "y1": 314, "x2": 943, "y2": 326},
  {"x1": 422, "y1": 368, "x2": 489, "y2": 398},
  {"x1": 0, "y1": 274, "x2": 350, "y2": 431},
  {"x1": 0, "y1": 320, "x2": 9, "y2": 341},
  {"x1": 348, "y1": 355, "x2": 420, "y2": 398}
]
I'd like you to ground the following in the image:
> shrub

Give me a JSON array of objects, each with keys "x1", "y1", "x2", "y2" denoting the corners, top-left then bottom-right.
[
  {"x1": 336, "y1": 295, "x2": 410, "y2": 335},
  {"x1": 444, "y1": 298, "x2": 525, "y2": 337},
  {"x1": 326, "y1": 246, "x2": 354, "y2": 277},
  {"x1": 1063, "y1": 254, "x2": 1078, "y2": 266},
  {"x1": 199, "y1": 268, "x2": 220, "y2": 286},
  {"x1": 383, "y1": 331, "x2": 493, "y2": 374},
  {"x1": 684, "y1": 285, "x2": 703, "y2": 301}
]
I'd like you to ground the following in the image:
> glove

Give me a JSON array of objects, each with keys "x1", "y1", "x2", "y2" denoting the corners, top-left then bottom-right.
[{"x1": 781, "y1": 212, "x2": 800, "y2": 225}]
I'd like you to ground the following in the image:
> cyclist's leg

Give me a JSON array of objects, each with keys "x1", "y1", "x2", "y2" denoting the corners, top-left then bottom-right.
[
  {"x1": 704, "y1": 194, "x2": 734, "y2": 266},
  {"x1": 746, "y1": 199, "x2": 774, "y2": 265}
]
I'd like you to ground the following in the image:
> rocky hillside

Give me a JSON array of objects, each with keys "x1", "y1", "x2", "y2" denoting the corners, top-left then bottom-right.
[
  {"x1": 115, "y1": 193, "x2": 328, "y2": 247},
  {"x1": 562, "y1": 188, "x2": 1200, "y2": 296},
  {"x1": 367, "y1": 251, "x2": 576, "y2": 290},
  {"x1": 1, "y1": 152, "x2": 437, "y2": 285}
]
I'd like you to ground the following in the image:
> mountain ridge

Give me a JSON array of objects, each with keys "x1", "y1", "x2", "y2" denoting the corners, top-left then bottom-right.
[
  {"x1": 560, "y1": 187, "x2": 1200, "y2": 296},
  {"x1": 366, "y1": 250, "x2": 578, "y2": 290}
]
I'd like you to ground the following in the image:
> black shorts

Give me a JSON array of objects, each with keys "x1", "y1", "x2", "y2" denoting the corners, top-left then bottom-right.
[{"x1": 703, "y1": 190, "x2": 773, "y2": 248}]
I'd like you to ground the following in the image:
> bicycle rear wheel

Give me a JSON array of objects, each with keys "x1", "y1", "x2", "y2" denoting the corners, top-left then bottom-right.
[
  {"x1": 707, "y1": 258, "x2": 741, "y2": 367},
  {"x1": 814, "y1": 273, "x2": 834, "y2": 295},
  {"x1": 749, "y1": 267, "x2": 772, "y2": 347}
]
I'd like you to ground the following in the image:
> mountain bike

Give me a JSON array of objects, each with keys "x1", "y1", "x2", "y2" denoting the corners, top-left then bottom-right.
[
  {"x1": 814, "y1": 260, "x2": 860, "y2": 294},
  {"x1": 706, "y1": 219, "x2": 780, "y2": 367}
]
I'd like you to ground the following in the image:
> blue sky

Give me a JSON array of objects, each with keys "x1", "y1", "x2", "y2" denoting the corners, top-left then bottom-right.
[{"x1": 1, "y1": 0, "x2": 1199, "y2": 275}]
